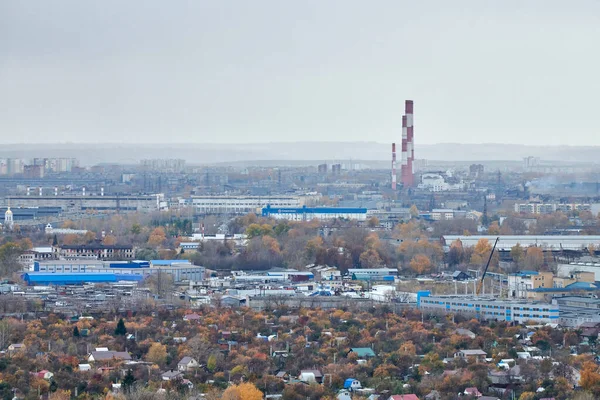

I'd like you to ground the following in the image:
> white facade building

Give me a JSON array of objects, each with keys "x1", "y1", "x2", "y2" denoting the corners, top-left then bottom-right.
[{"x1": 188, "y1": 196, "x2": 302, "y2": 214}]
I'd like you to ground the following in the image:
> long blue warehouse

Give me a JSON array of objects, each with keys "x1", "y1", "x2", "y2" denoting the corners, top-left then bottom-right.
[{"x1": 22, "y1": 273, "x2": 143, "y2": 286}]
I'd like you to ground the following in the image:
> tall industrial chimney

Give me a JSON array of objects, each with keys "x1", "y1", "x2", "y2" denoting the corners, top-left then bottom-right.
[
  {"x1": 403, "y1": 100, "x2": 415, "y2": 187},
  {"x1": 391, "y1": 143, "x2": 397, "y2": 190},
  {"x1": 401, "y1": 115, "x2": 408, "y2": 186}
]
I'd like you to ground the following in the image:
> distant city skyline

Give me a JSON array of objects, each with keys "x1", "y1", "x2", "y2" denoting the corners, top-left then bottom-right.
[{"x1": 2, "y1": 1, "x2": 600, "y2": 145}]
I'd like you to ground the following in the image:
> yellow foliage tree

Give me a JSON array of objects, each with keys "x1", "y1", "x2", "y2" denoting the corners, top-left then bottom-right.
[
  {"x1": 146, "y1": 342, "x2": 167, "y2": 365},
  {"x1": 410, "y1": 254, "x2": 433, "y2": 275},
  {"x1": 147, "y1": 227, "x2": 167, "y2": 247},
  {"x1": 580, "y1": 361, "x2": 600, "y2": 392},
  {"x1": 524, "y1": 246, "x2": 544, "y2": 270},
  {"x1": 222, "y1": 383, "x2": 263, "y2": 400},
  {"x1": 102, "y1": 235, "x2": 117, "y2": 246}
]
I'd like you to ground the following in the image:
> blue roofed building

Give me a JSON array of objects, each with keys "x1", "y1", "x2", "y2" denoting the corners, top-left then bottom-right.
[
  {"x1": 23, "y1": 273, "x2": 120, "y2": 285},
  {"x1": 262, "y1": 205, "x2": 369, "y2": 221},
  {"x1": 30, "y1": 259, "x2": 204, "y2": 284}
]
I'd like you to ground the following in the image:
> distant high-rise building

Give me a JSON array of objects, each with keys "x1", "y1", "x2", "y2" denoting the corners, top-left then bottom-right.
[
  {"x1": 469, "y1": 164, "x2": 484, "y2": 178},
  {"x1": 401, "y1": 100, "x2": 415, "y2": 187},
  {"x1": 523, "y1": 156, "x2": 540, "y2": 170},
  {"x1": 317, "y1": 164, "x2": 328, "y2": 175},
  {"x1": 331, "y1": 164, "x2": 342, "y2": 175},
  {"x1": 24, "y1": 165, "x2": 45, "y2": 179}
]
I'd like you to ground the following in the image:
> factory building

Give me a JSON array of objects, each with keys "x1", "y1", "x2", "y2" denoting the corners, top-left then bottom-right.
[
  {"x1": 189, "y1": 196, "x2": 302, "y2": 214},
  {"x1": 417, "y1": 292, "x2": 559, "y2": 324},
  {"x1": 442, "y1": 235, "x2": 600, "y2": 252},
  {"x1": 262, "y1": 206, "x2": 368, "y2": 221},
  {"x1": 30, "y1": 260, "x2": 205, "y2": 283},
  {"x1": 6, "y1": 194, "x2": 163, "y2": 212},
  {"x1": 22, "y1": 273, "x2": 143, "y2": 285}
]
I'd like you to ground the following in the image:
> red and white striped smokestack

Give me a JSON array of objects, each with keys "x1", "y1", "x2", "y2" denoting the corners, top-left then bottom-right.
[
  {"x1": 391, "y1": 143, "x2": 397, "y2": 190},
  {"x1": 401, "y1": 115, "x2": 408, "y2": 167},
  {"x1": 405, "y1": 100, "x2": 414, "y2": 186}
]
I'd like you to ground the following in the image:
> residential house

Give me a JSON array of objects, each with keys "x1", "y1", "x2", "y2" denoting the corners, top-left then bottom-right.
[
  {"x1": 455, "y1": 328, "x2": 476, "y2": 339},
  {"x1": 177, "y1": 357, "x2": 199, "y2": 372},
  {"x1": 343, "y1": 379, "x2": 362, "y2": 391},
  {"x1": 88, "y1": 351, "x2": 132, "y2": 363},
  {"x1": 348, "y1": 347, "x2": 377, "y2": 358},
  {"x1": 388, "y1": 395, "x2": 420, "y2": 400},
  {"x1": 78, "y1": 364, "x2": 92, "y2": 371},
  {"x1": 183, "y1": 313, "x2": 201, "y2": 322},
  {"x1": 30, "y1": 370, "x2": 54, "y2": 380},
  {"x1": 454, "y1": 349, "x2": 487, "y2": 362},
  {"x1": 275, "y1": 371, "x2": 289, "y2": 381},
  {"x1": 8, "y1": 343, "x2": 26, "y2": 355},
  {"x1": 424, "y1": 391, "x2": 441, "y2": 400},
  {"x1": 464, "y1": 387, "x2": 482, "y2": 397},
  {"x1": 162, "y1": 370, "x2": 183, "y2": 381},
  {"x1": 337, "y1": 390, "x2": 352, "y2": 400},
  {"x1": 299, "y1": 369, "x2": 323, "y2": 384}
]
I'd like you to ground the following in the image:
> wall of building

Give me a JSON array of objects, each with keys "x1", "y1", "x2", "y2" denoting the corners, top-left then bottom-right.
[{"x1": 418, "y1": 294, "x2": 559, "y2": 324}]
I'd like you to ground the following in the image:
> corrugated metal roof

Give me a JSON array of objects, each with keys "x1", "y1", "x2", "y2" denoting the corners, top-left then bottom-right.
[{"x1": 23, "y1": 273, "x2": 118, "y2": 284}]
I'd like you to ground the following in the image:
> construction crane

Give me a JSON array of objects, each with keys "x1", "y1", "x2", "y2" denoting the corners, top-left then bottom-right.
[{"x1": 476, "y1": 237, "x2": 500, "y2": 296}]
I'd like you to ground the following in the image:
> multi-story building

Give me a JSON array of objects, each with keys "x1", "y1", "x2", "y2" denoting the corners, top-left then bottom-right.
[
  {"x1": 417, "y1": 292, "x2": 559, "y2": 324},
  {"x1": 262, "y1": 206, "x2": 368, "y2": 221},
  {"x1": 190, "y1": 196, "x2": 302, "y2": 214},
  {"x1": 141, "y1": 159, "x2": 186, "y2": 172},
  {"x1": 514, "y1": 203, "x2": 591, "y2": 214},
  {"x1": 430, "y1": 209, "x2": 456, "y2": 221},
  {"x1": 55, "y1": 244, "x2": 135, "y2": 260},
  {"x1": 31, "y1": 260, "x2": 205, "y2": 283}
]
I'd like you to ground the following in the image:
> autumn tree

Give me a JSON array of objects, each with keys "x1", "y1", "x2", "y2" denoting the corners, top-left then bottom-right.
[
  {"x1": 0, "y1": 242, "x2": 25, "y2": 277},
  {"x1": 487, "y1": 221, "x2": 500, "y2": 235},
  {"x1": 222, "y1": 382, "x2": 263, "y2": 400},
  {"x1": 510, "y1": 244, "x2": 525, "y2": 267},
  {"x1": 409, "y1": 205, "x2": 419, "y2": 219},
  {"x1": 470, "y1": 239, "x2": 491, "y2": 265},
  {"x1": 367, "y1": 216, "x2": 380, "y2": 228},
  {"x1": 524, "y1": 246, "x2": 544, "y2": 270},
  {"x1": 102, "y1": 234, "x2": 117, "y2": 246},
  {"x1": 448, "y1": 239, "x2": 465, "y2": 266},
  {"x1": 410, "y1": 254, "x2": 433, "y2": 275},
  {"x1": 580, "y1": 361, "x2": 600, "y2": 395},
  {"x1": 147, "y1": 227, "x2": 167, "y2": 247},
  {"x1": 146, "y1": 342, "x2": 167, "y2": 365}
]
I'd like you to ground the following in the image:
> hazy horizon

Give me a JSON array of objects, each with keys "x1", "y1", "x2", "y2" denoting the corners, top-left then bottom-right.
[{"x1": 2, "y1": 1, "x2": 600, "y2": 145}]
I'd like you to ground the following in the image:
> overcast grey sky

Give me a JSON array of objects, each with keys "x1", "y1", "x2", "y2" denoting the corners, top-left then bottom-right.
[{"x1": 1, "y1": 1, "x2": 599, "y2": 145}]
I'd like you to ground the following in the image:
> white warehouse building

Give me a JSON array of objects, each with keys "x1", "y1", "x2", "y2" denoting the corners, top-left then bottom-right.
[{"x1": 186, "y1": 196, "x2": 303, "y2": 214}]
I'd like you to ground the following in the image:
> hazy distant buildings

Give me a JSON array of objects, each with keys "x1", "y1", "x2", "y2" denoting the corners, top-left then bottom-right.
[
  {"x1": 23, "y1": 165, "x2": 44, "y2": 179},
  {"x1": 0, "y1": 158, "x2": 78, "y2": 176},
  {"x1": 523, "y1": 156, "x2": 540, "y2": 170},
  {"x1": 317, "y1": 164, "x2": 328, "y2": 175},
  {"x1": 469, "y1": 164, "x2": 484, "y2": 178},
  {"x1": 141, "y1": 159, "x2": 186, "y2": 172}
]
